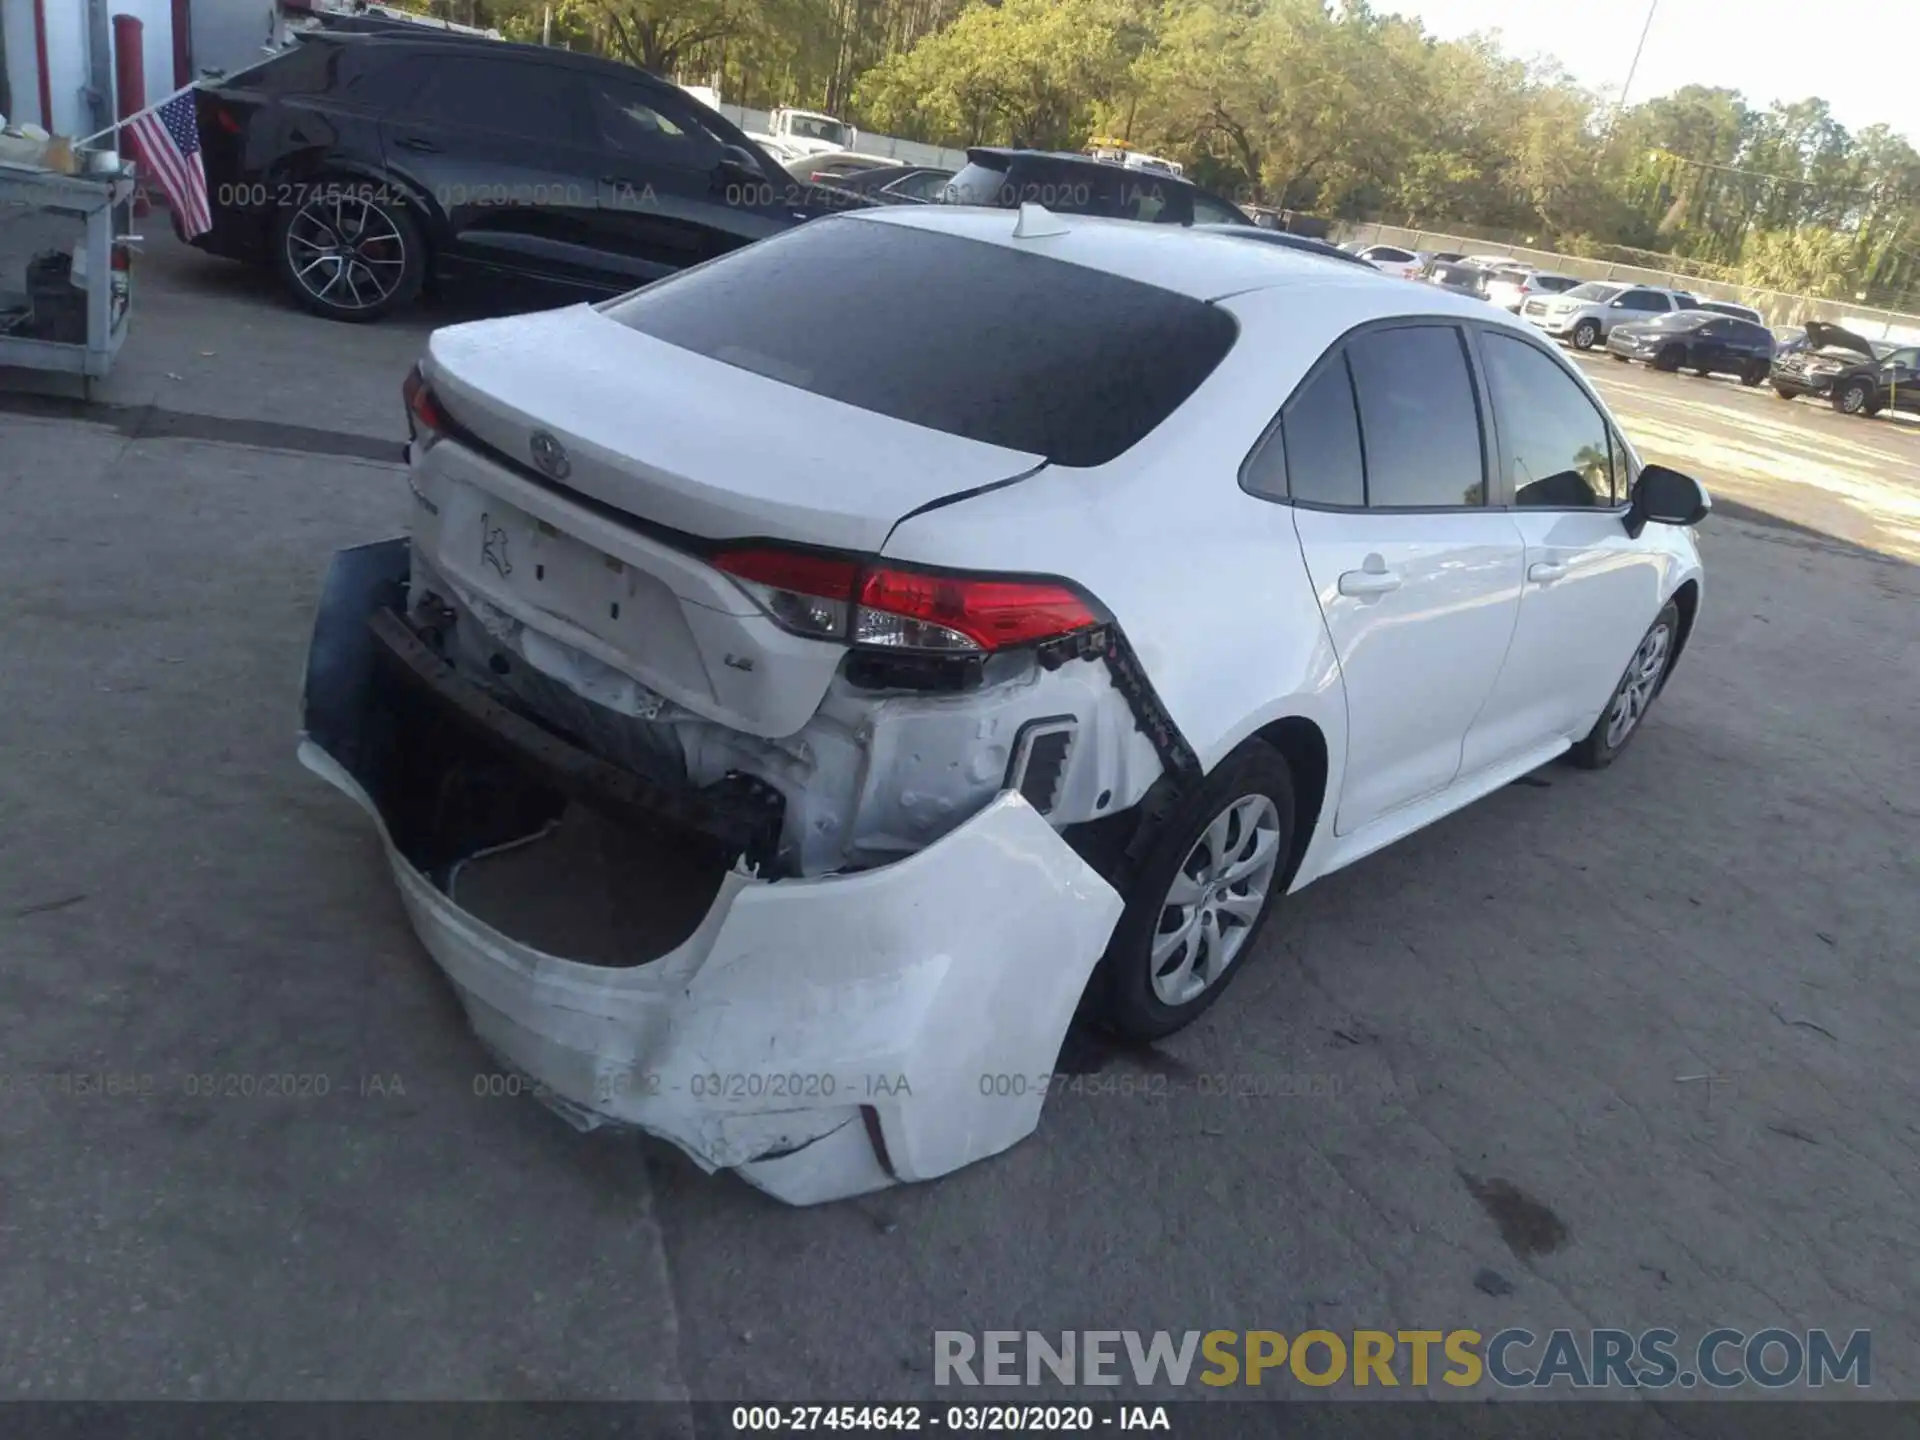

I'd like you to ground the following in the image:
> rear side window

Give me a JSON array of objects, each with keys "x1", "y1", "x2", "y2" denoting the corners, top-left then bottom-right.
[
  {"x1": 1534, "y1": 275, "x2": 1579, "y2": 294},
  {"x1": 603, "y1": 218, "x2": 1238, "y2": 468},
  {"x1": 1276, "y1": 359, "x2": 1365, "y2": 507},
  {"x1": 1621, "y1": 291, "x2": 1668, "y2": 312},
  {"x1": 403, "y1": 56, "x2": 584, "y2": 142},
  {"x1": 1345, "y1": 326, "x2": 1485, "y2": 507},
  {"x1": 1478, "y1": 333, "x2": 1615, "y2": 508}
]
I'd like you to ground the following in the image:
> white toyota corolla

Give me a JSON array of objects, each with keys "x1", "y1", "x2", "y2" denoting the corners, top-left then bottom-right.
[{"x1": 301, "y1": 203, "x2": 1708, "y2": 1205}]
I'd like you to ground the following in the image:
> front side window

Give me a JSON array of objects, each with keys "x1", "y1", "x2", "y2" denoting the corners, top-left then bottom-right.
[
  {"x1": 1345, "y1": 326, "x2": 1486, "y2": 508},
  {"x1": 1192, "y1": 194, "x2": 1246, "y2": 226},
  {"x1": 1480, "y1": 333, "x2": 1616, "y2": 508},
  {"x1": 589, "y1": 84, "x2": 718, "y2": 166}
]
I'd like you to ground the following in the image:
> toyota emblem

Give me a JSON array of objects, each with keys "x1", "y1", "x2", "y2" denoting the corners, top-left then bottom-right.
[{"x1": 529, "y1": 430, "x2": 571, "y2": 480}]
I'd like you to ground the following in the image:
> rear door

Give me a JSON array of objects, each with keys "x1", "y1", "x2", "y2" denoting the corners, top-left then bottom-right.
[
  {"x1": 1466, "y1": 327, "x2": 1667, "y2": 764},
  {"x1": 584, "y1": 76, "x2": 797, "y2": 285},
  {"x1": 1284, "y1": 324, "x2": 1526, "y2": 834},
  {"x1": 377, "y1": 53, "x2": 607, "y2": 289}
]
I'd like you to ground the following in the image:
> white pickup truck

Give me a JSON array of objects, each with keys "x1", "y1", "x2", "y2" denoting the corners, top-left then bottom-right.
[{"x1": 747, "y1": 108, "x2": 858, "y2": 164}]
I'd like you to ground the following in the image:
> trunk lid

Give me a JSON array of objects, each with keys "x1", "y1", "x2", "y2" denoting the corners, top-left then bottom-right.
[
  {"x1": 412, "y1": 305, "x2": 1047, "y2": 741},
  {"x1": 423, "y1": 303, "x2": 1046, "y2": 555}
]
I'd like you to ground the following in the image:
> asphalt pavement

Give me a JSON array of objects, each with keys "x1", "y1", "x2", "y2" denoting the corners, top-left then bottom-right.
[{"x1": 1, "y1": 235, "x2": 1915, "y2": 1411}]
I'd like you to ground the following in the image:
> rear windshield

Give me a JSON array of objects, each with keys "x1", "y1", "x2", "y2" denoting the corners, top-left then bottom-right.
[
  {"x1": 601, "y1": 217, "x2": 1237, "y2": 468},
  {"x1": 1564, "y1": 282, "x2": 1622, "y2": 302},
  {"x1": 1533, "y1": 275, "x2": 1580, "y2": 293}
]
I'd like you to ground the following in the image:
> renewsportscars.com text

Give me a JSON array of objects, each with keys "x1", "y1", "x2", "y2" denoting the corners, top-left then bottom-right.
[{"x1": 933, "y1": 1328, "x2": 1871, "y2": 1390}]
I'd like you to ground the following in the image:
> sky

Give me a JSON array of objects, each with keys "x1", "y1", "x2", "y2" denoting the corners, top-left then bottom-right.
[{"x1": 1381, "y1": 0, "x2": 1919, "y2": 140}]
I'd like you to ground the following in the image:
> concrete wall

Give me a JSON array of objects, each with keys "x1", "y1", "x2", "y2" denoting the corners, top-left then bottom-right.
[{"x1": 0, "y1": 0, "x2": 178, "y2": 139}]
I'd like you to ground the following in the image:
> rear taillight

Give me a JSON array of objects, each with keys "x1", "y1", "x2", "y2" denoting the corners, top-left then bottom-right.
[
  {"x1": 402, "y1": 364, "x2": 448, "y2": 445},
  {"x1": 711, "y1": 547, "x2": 1098, "y2": 654}
]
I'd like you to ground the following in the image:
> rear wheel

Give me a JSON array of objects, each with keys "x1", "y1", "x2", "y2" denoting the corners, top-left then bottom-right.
[
  {"x1": 1571, "y1": 319, "x2": 1601, "y2": 350},
  {"x1": 273, "y1": 180, "x2": 425, "y2": 322},
  {"x1": 1742, "y1": 363, "x2": 1768, "y2": 387},
  {"x1": 1092, "y1": 742, "x2": 1294, "y2": 1041}
]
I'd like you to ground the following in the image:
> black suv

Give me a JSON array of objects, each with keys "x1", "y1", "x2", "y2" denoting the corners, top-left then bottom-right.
[
  {"x1": 1770, "y1": 321, "x2": 1920, "y2": 418},
  {"x1": 191, "y1": 33, "x2": 863, "y2": 320},
  {"x1": 940, "y1": 148, "x2": 1253, "y2": 227}
]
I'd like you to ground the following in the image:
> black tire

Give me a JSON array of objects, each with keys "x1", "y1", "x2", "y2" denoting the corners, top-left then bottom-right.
[
  {"x1": 1652, "y1": 345, "x2": 1684, "y2": 372},
  {"x1": 1091, "y1": 741, "x2": 1295, "y2": 1041},
  {"x1": 1571, "y1": 319, "x2": 1601, "y2": 350},
  {"x1": 1570, "y1": 602, "x2": 1680, "y2": 770},
  {"x1": 1832, "y1": 378, "x2": 1876, "y2": 417},
  {"x1": 1772, "y1": 385, "x2": 1795, "y2": 399},
  {"x1": 272, "y1": 179, "x2": 425, "y2": 323},
  {"x1": 1741, "y1": 364, "x2": 1767, "y2": 387},
  {"x1": 1609, "y1": 352, "x2": 1632, "y2": 363}
]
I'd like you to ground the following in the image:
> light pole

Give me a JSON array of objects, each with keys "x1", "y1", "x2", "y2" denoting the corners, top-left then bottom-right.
[{"x1": 1617, "y1": 0, "x2": 1660, "y2": 114}]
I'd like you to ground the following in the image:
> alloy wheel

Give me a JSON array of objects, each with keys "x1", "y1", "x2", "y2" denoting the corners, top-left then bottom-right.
[
  {"x1": 284, "y1": 192, "x2": 408, "y2": 312},
  {"x1": 1605, "y1": 621, "x2": 1671, "y2": 749},
  {"x1": 1839, "y1": 383, "x2": 1868, "y2": 414},
  {"x1": 1150, "y1": 795, "x2": 1282, "y2": 1007}
]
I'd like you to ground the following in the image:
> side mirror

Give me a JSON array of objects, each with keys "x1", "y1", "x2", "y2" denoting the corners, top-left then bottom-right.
[
  {"x1": 718, "y1": 144, "x2": 764, "y2": 178},
  {"x1": 1625, "y1": 464, "x2": 1711, "y2": 538}
]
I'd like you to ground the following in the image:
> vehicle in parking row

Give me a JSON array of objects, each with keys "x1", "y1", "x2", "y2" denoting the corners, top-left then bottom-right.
[
  {"x1": 1693, "y1": 299, "x2": 1765, "y2": 325},
  {"x1": 301, "y1": 207, "x2": 1707, "y2": 1205},
  {"x1": 812, "y1": 161, "x2": 954, "y2": 204},
  {"x1": 190, "y1": 32, "x2": 863, "y2": 320},
  {"x1": 1353, "y1": 244, "x2": 1428, "y2": 280},
  {"x1": 1423, "y1": 258, "x2": 1492, "y2": 297},
  {"x1": 1483, "y1": 267, "x2": 1579, "y2": 312},
  {"x1": 1524, "y1": 282, "x2": 1697, "y2": 349},
  {"x1": 1770, "y1": 321, "x2": 1920, "y2": 417},
  {"x1": 1605, "y1": 310, "x2": 1775, "y2": 384},
  {"x1": 782, "y1": 151, "x2": 895, "y2": 184},
  {"x1": 941, "y1": 148, "x2": 1253, "y2": 225},
  {"x1": 1197, "y1": 224, "x2": 1374, "y2": 268}
]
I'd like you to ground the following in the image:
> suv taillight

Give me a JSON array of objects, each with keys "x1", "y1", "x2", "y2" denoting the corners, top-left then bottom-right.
[
  {"x1": 402, "y1": 364, "x2": 448, "y2": 445},
  {"x1": 711, "y1": 546, "x2": 1099, "y2": 654}
]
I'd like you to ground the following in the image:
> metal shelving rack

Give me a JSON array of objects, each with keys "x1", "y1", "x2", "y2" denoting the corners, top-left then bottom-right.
[{"x1": 0, "y1": 165, "x2": 137, "y2": 399}]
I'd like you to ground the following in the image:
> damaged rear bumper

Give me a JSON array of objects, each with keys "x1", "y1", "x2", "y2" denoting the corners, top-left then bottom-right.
[{"x1": 300, "y1": 540, "x2": 1125, "y2": 1205}]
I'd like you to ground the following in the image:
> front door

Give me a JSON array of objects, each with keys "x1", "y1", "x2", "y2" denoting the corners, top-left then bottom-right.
[
  {"x1": 377, "y1": 53, "x2": 607, "y2": 291},
  {"x1": 1285, "y1": 323, "x2": 1526, "y2": 835},
  {"x1": 584, "y1": 78, "x2": 796, "y2": 287},
  {"x1": 1464, "y1": 328, "x2": 1669, "y2": 766}
]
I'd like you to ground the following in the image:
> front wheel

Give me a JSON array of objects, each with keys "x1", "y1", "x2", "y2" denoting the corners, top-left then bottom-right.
[
  {"x1": 1091, "y1": 742, "x2": 1294, "y2": 1041},
  {"x1": 1772, "y1": 385, "x2": 1796, "y2": 399},
  {"x1": 1571, "y1": 602, "x2": 1679, "y2": 770},
  {"x1": 1571, "y1": 319, "x2": 1601, "y2": 350},
  {"x1": 1652, "y1": 345, "x2": 1683, "y2": 372},
  {"x1": 273, "y1": 181, "x2": 425, "y2": 322},
  {"x1": 1833, "y1": 378, "x2": 1877, "y2": 416}
]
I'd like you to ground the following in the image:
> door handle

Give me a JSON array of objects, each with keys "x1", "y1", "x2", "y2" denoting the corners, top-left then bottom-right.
[
  {"x1": 392, "y1": 136, "x2": 440, "y2": 153},
  {"x1": 1337, "y1": 567, "x2": 1402, "y2": 598},
  {"x1": 1528, "y1": 561, "x2": 1568, "y2": 584}
]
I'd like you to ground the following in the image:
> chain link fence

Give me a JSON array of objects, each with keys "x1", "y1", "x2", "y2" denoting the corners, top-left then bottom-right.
[{"x1": 1329, "y1": 222, "x2": 1920, "y2": 342}]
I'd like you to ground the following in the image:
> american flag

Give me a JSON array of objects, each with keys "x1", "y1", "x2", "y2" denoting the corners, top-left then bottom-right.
[{"x1": 128, "y1": 89, "x2": 212, "y2": 239}]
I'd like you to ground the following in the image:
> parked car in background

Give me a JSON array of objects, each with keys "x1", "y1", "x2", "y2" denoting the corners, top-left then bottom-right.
[
  {"x1": 783, "y1": 151, "x2": 895, "y2": 184},
  {"x1": 815, "y1": 163, "x2": 954, "y2": 204},
  {"x1": 1524, "y1": 282, "x2": 1695, "y2": 350},
  {"x1": 1693, "y1": 299, "x2": 1765, "y2": 325},
  {"x1": 1198, "y1": 223, "x2": 1375, "y2": 268},
  {"x1": 1483, "y1": 268, "x2": 1580, "y2": 313},
  {"x1": 942, "y1": 149, "x2": 1253, "y2": 226},
  {"x1": 1772, "y1": 325, "x2": 1809, "y2": 359},
  {"x1": 1354, "y1": 244, "x2": 1428, "y2": 280},
  {"x1": 1606, "y1": 310, "x2": 1775, "y2": 385},
  {"x1": 1425, "y1": 258, "x2": 1492, "y2": 296},
  {"x1": 305, "y1": 204, "x2": 1707, "y2": 1206},
  {"x1": 748, "y1": 107, "x2": 856, "y2": 164},
  {"x1": 190, "y1": 32, "x2": 864, "y2": 321},
  {"x1": 1770, "y1": 321, "x2": 1920, "y2": 417}
]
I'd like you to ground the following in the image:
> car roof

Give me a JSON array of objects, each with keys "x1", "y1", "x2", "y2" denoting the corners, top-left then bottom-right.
[
  {"x1": 846, "y1": 206, "x2": 1528, "y2": 326},
  {"x1": 290, "y1": 28, "x2": 678, "y2": 87}
]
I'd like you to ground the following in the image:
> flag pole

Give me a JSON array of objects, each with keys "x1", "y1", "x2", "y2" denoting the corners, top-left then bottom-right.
[{"x1": 72, "y1": 76, "x2": 200, "y2": 149}]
